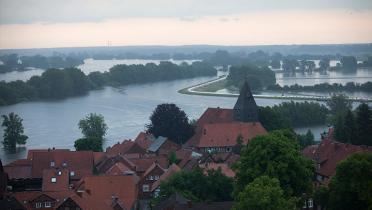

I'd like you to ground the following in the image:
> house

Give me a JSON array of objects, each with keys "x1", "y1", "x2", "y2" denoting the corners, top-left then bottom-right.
[
  {"x1": 41, "y1": 169, "x2": 69, "y2": 192},
  {"x1": 151, "y1": 164, "x2": 181, "y2": 197},
  {"x1": 30, "y1": 150, "x2": 94, "y2": 181},
  {"x1": 147, "y1": 136, "x2": 181, "y2": 156},
  {"x1": 138, "y1": 163, "x2": 166, "y2": 199},
  {"x1": 185, "y1": 81, "x2": 267, "y2": 152},
  {"x1": 134, "y1": 132, "x2": 155, "y2": 150},
  {"x1": 74, "y1": 175, "x2": 139, "y2": 210},
  {"x1": 302, "y1": 129, "x2": 372, "y2": 185}
]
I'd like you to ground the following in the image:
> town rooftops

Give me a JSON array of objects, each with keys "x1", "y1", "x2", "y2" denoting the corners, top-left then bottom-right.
[
  {"x1": 195, "y1": 108, "x2": 234, "y2": 128},
  {"x1": 106, "y1": 140, "x2": 146, "y2": 157},
  {"x1": 4, "y1": 159, "x2": 32, "y2": 179},
  {"x1": 199, "y1": 163, "x2": 236, "y2": 178},
  {"x1": 151, "y1": 164, "x2": 181, "y2": 191},
  {"x1": 42, "y1": 169, "x2": 69, "y2": 192}
]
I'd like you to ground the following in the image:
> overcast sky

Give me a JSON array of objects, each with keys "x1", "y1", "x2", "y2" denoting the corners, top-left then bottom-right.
[{"x1": 1, "y1": 0, "x2": 372, "y2": 49}]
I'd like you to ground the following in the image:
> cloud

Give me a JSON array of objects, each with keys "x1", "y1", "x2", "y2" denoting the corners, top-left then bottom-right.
[
  {"x1": 1, "y1": 0, "x2": 372, "y2": 24},
  {"x1": 1, "y1": 10, "x2": 372, "y2": 49}
]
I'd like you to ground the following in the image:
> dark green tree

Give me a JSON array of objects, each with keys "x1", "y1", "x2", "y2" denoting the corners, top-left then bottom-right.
[
  {"x1": 234, "y1": 130, "x2": 314, "y2": 198},
  {"x1": 313, "y1": 186, "x2": 329, "y2": 210},
  {"x1": 298, "y1": 129, "x2": 315, "y2": 149},
  {"x1": 156, "y1": 168, "x2": 233, "y2": 204},
  {"x1": 343, "y1": 110, "x2": 357, "y2": 144},
  {"x1": 326, "y1": 94, "x2": 352, "y2": 116},
  {"x1": 328, "y1": 153, "x2": 372, "y2": 210},
  {"x1": 147, "y1": 103, "x2": 194, "y2": 144},
  {"x1": 74, "y1": 137, "x2": 103, "y2": 152},
  {"x1": 78, "y1": 113, "x2": 108, "y2": 140},
  {"x1": 355, "y1": 103, "x2": 372, "y2": 146},
  {"x1": 1, "y1": 113, "x2": 28, "y2": 150},
  {"x1": 168, "y1": 151, "x2": 181, "y2": 165},
  {"x1": 234, "y1": 176, "x2": 296, "y2": 210}
]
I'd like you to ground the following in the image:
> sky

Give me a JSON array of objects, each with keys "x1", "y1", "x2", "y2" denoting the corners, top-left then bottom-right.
[{"x1": 0, "y1": 0, "x2": 372, "y2": 49}]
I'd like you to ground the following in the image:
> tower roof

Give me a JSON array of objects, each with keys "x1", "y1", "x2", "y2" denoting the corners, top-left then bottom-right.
[{"x1": 233, "y1": 80, "x2": 259, "y2": 122}]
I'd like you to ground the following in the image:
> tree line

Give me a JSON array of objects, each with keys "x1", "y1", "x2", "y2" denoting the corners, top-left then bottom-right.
[
  {"x1": 226, "y1": 64, "x2": 276, "y2": 90},
  {"x1": 267, "y1": 81, "x2": 372, "y2": 93},
  {"x1": 0, "y1": 54, "x2": 84, "y2": 73},
  {"x1": 0, "y1": 61, "x2": 216, "y2": 106}
]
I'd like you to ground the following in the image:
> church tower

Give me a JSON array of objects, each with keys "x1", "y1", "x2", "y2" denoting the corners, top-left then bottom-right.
[{"x1": 233, "y1": 80, "x2": 259, "y2": 122}]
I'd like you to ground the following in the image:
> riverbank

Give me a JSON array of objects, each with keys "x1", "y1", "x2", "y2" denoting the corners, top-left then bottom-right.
[{"x1": 178, "y1": 77, "x2": 372, "y2": 102}]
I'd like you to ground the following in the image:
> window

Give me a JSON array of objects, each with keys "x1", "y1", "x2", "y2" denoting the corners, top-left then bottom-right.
[
  {"x1": 70, "y1": 171, "x2": 75, "y2": 176},
  {"x1": 148, "y1": 176, "x2": 153, "y2": 180},
  {"x1": 51, "y1": 177, "x2": 57, "y2": 183},
  {"x1": 142, "y1": 184, "x2": 149, "y2": 192},
  {"x1": 50, "y1": 161, "x2": 55, "y2": 167},
  {"x1": 154, "y1": 175, "x2": 160, "y2": 180},
  {"x1": 36, "y1": 202, "x2": 42, "y2": 208},
  {"x1": 45, "y1": 201, "x2": 52, "y2": 208},
  {"x1": 62, "y1": 162, "x2": 67, "y2": 167},
  {"x1": 308, "y1": 199, "x2": 313, "y2": 208},
  {"x1": 57, "y1": 171, "x2": 62, "y2": 176}
]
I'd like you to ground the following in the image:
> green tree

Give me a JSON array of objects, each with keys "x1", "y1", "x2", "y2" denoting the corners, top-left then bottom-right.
[
  {"x1": 1, "y1": 113, "x2": 28, "y2": 150},
  {"x1": 234, "y1": 130, "x2": 314, "y2": 198},
  {"x1": 326, "y1": 94, "x2": 352, "y2": 116},
  {"x1": 328, "y1": 153, "x2": 372, "y2": 210},
  {"x1": 168, "y1": 151, "x2": 180, "y2": 165},
  {"x1": 156, "y1": 168, "x2": 233, "y2": 204},
  {"x1": 355, "y1": 103, "x2": 372, "y2": 146},
  {"x1": 78, "y1": 113, "x2": 108, "y2": 140},
  {"x1": 147, "y1": 103, "x2": 194, "y2": 144},
  {"x1": 74, "y1": 137, "x2": 103, "y2": 152},
  {"x1": 298, "y1": 129, "x2": 315, "y2": 149},
  {"x1": 343, "y1": 110, "x2": 357, "y2": 144},
  {"x1": 340, "y1": 56, "x2": 358, "y2": 72},
  {"x1": 234, "y1": 176, "x2": 296, "y2": 210}
]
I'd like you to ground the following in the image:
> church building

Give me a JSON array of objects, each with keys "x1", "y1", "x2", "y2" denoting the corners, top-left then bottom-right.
[{"x1": 185, "y1": 81, "x2": 267, "y2": 153}]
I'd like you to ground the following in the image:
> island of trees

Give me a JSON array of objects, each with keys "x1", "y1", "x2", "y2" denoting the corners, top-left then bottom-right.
[
  {"x1": 0, "y1": 61, "x2": 216, "y2": 106},
  {"x1": 267, "y1": 81, "x2": 372, "y2": 93}
]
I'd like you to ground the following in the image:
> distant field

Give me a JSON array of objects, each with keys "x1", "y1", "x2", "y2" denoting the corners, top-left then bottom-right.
[{"x1": 193, "y1": 79, "x2": 227, "y2": 92}]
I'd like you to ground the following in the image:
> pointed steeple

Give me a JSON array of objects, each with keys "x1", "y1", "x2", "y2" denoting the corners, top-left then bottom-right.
[{"x1": 233, "y1": 80, "x2": 259, "y2": 122}]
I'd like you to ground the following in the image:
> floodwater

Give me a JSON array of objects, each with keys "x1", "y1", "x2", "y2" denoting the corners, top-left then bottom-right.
[{"x1": 0, "y1": 59, "x2": 370, "y2": 164}]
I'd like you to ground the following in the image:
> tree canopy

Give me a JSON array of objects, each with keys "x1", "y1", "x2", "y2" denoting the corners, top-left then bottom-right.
[
  {"x1": 234, "y1": 130, "x2": 314, "y2": 198},
  {"x1": 155, "y1": 168, "x2": 233, "y2": 204},
  {"x1": 1, "y1": 113, "x2": 28, "y2": 150},
  {"x1": 227, "y1": 64, "x2": 276, "y2": 90},
  {"x1": 328, "y1": 153, "x2": 372, "y2": 210},
  {"x1": 74, "y1": 113, "x2": 107, "y2": 152},
  {"x1": 147, "y1": 103, "x2": 194, "y2": 144},
  {"x1": 233, "y1": 176, "x2": 296, "y2": 210}
]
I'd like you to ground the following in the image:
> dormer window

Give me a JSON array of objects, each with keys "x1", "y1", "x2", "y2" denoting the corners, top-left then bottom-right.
[
  {"x1": 57, "y1": 171, "x2": 62, "y2": 176},
  {"x1": 70, "y1": 171, "x2": 75, "y2": 176},
  {"x1": 62, "y1": 162, "x2": 67, "y2": 167},
  {"x1": 50, "y1": 161, "x2": 55, "y2": 167},
  {"x1": 45, "y1": 201, "x2": 52, "y2": 208},
  {"x1": 51, "y1": 177, "x2": 57, "y2": 183}
]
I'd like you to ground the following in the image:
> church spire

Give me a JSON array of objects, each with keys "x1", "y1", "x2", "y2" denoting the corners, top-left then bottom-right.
[{"x1": 233, "y1": 80, "x2": 259, "y2": 122}]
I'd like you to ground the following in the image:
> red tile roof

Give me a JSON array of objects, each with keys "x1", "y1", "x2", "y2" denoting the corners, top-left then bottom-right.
[
  {"x1": 42, "y1": 169, "x2": 69, "y2": 192},
  {"x1": 193, "y1": 122, "x2": 267, "y2": 148},
  {"x1": 4, "y1": 159, "x2": 32, "y2": 179},
  {"x1": 134, "y1": 132, "x2": 155, "y2": 150},
  {"x1": 195, "y1": 108, "x2": 234, "y2": 128},
  {"x1": 75, "y1": 175, "x2": 139, "y2": 210},
  {"x1": 31, "y1": 150, "x2": 94, "y2": 179},
  {"x1": 199, "y1": 163, "x2": 235, "y2": 178},
  {"x1": 129, "y1": 156, "x2": 168, "y2": 173},
  {"x1": 106, "y1": 140, "x2": 146, "y2": 157},
  {"x1": 27, "y1": 149, "x2": 69, "y2": 160},
  {"x1": 105, "y1": 162, "x2": 133, "y2": 176}
]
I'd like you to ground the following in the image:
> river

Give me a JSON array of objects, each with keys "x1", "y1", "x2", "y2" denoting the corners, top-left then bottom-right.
[{"x1": 0, "y1": 59, "x2": 371, "y2": 164}]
